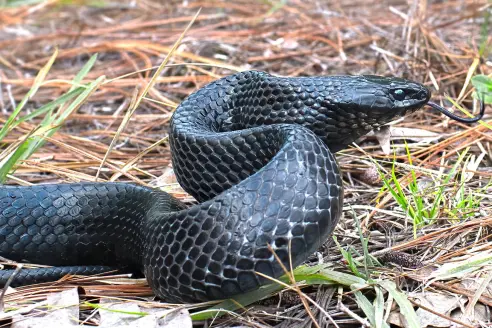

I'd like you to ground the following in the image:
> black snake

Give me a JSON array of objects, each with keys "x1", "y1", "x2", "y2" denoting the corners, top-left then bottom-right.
[{"x1": 0, "y1": 71, "x2": 481, "y2": 303}]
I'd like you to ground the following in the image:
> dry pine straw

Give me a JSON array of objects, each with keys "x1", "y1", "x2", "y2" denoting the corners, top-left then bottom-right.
[{"x1": 0, "y1": 0, "x2": 491, "y2": 326}]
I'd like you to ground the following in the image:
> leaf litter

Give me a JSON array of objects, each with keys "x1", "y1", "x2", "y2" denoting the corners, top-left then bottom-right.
[{"x1": 0, "y1": 0, "x2": 491, "y2": 327}]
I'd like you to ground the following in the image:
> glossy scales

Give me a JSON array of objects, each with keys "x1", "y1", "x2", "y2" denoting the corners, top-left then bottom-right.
[{"x1": 0, "y1": 71, "x2": 430, "y2": 303}]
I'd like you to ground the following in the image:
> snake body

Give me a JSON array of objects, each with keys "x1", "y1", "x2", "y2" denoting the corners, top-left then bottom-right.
[{"x1": 0, "y1": 71, "x2": 430, "y2": 302}]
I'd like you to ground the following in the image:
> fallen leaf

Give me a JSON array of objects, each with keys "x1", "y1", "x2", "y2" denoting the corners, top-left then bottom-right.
[
  {"x1": 373, "y1": 126, "x2": 391, "y2": 155},
  {"x1": 411, "y1": 292, "x2": 464, "y2": 328},
  {"x1": 452, "y1": 303, "x2": 490, "y2": 326},
  {"x1": 379, "y1": 281, "x2": 420, "y2": 328},
  {"x1": 5, "y1": 288, "x2": 192, "y2": 328},
  {"x1": 387, "y1": 127, "x2": 442, "y2": 143},
  {"x1": 462, "y1": 152, "x2": 486, "y2": 182},
  {"x1": 151, "y1": 167, "x2": 189, "y2": 198},
  {"x1": 156, "y1": 309, "x2": 192, "y2": 328},
  {"x1": 0, "y1": 300, "x2": 49, "y2": 322},
  {"x1": 456, "y1": 277, "x2": 492, "y2": 299},
  {"x1": 151, "y1": 166, "x2": 178, "y2": 186},
  {"x1": 281, "y1": 38, "x2": 299, "y2": 50},
  {"x1": 98, "y1": 299, "x2": 192, "y2": 328},
  {"x1": 368, "y1": 126, "x2": 443, "y2": 155},
  {"x1": 99, "y1": 299, "x2": 145, "y2": 327},
  {"x1": 407, "y1": 266, "x2": 437, "y2": 283},
  {"x1": 11, "y1": 288, "x2": 79, "y2": 328}
]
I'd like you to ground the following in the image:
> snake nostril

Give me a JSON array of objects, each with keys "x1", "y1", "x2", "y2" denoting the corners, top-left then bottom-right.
[{"x1": 417, "y1": 90, "x2": 429, "y2": 101}]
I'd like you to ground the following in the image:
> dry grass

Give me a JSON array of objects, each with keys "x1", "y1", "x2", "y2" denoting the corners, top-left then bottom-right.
[{"x1": 0, "y1": 0, "x2": 491, "y2": 327}]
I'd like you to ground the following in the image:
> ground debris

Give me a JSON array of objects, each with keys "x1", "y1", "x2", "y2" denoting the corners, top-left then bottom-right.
[
  {"x1": 4, "y1": 287, "x2": 192, "y2": 328},
  {"x1": 0, "y1": 0, "x2": 490, "y2": 327}
]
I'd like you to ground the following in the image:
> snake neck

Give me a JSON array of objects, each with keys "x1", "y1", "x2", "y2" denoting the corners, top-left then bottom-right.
[{"x1": 193, "y1": 71, "x2": 427, "y2": 152}]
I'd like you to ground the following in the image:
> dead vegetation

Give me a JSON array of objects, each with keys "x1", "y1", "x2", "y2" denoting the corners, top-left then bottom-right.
[{"x1": 0, "y1": 0, "x2": 491, "y2": 327}]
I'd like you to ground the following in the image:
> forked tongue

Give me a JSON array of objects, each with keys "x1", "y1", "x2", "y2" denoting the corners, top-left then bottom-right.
[{"x1": 426, "y1": 96, "x2": 486, "y2": 123}]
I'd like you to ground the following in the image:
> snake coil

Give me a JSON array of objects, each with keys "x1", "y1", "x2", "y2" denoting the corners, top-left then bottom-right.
[{"x1": 0, "y1": 71, "x2": 433, "y2": 302}]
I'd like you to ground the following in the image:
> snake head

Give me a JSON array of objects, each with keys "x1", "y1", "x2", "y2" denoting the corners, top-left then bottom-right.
[
  {"x1": 355, "y1": 75, "x2": 431, "y2": 114},
  {"x1": 312, "y1": 75, "x2": 431, "y2": 151}
]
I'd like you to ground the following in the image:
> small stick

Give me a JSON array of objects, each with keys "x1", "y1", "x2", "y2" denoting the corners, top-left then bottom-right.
[
  {"x1": 408, "y1": 298, "x2": 475, "y2": 328},
  {"x1": 430, "y1": 281, "x2": 492, "y2": 307},
  {"x1": 336, "y1": 286, "x2": 370, "y2": 327},
  {"x1": 0, "y1": 264, "x2": 23, "y2": 312},
  {"x1": 266, "y1": 243, "x2": 321, "y2": 328}
]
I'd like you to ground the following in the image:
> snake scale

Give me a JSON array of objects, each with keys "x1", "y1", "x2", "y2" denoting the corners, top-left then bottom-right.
[{"x1": 0, "y1": 71, "x2": 432, "y2": 303}]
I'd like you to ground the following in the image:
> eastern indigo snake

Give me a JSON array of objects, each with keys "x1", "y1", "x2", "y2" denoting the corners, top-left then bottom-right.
[{"x1": 0, "y1": 71, "x2": 483, "y2": 303}]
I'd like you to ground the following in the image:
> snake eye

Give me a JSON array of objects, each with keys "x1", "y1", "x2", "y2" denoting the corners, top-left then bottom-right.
[{"x1": 393, "y1": 89, "x2": 406, "y2": 101}]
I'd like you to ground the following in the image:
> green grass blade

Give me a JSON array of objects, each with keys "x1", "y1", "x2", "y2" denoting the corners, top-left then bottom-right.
[
  {"x1": 191, "y1": 265, "x2": 365, "y2": 321},
  {"x1": 430, "y1": 252, "x2": 492, "y2": 281},
  {"x1": 352, "y1": 288, "x2": 376, "y2": 327},
  {"x1": 374, "y1": 287, "x2": 387, "y2": 328},
  {"x1": 333, "y1": 235, "x2": 364, "y2": 278},
  {"x1": 403, "y1": 141, "x2": 427, "y2": 223},
  {"x1": 21, "y1": 76, "x2": 105, "y2": 162},
  {"x1": 429, "y1": 148, "x2": 468, "y2": 217},
  {"x1": 9, "y1": 87, "x2": 85, "y2": 129},
  {"x1": 478, "y1": 9, "x2": 490, "y2": 57},
  {"x1": 83, "y1": 302, "x2": 148, "y2": 316},
  {"x1": 291, "y1": 263, "x2": 331, "y2": 276},
  {"x1": 379, "y1": 280, "x2": 419, "y2": 328},
  {"x1": 44, "y1": 55, "x2": 99, "y2": 126},
  {"x1": 0, "y1": 0, "x2": 45, "y2": 7},
  {"x1": 190, "y1": 282, "x2": 283, "y2": 321},
  {"x1": 0, "y1": 142, "x2": 30, "y2": 182},
  {"x1": 0, "y1": 49, "x2": 58, "y2": 141},
  {"x1": 317, "y1": 268, "x2": 366, "y2": 286},
  {"x1": 352, "y1": 207, "x2": 375, "y2": 276},
  {"x1": 0, "y1": 70, "x2": 103, "y2": 181},
  {"x1": 55, "y1": 76, "x2": 105, "y2": 125},
  {"x1": 69, "y1": 54, "x2": 98, "y2": 92}
]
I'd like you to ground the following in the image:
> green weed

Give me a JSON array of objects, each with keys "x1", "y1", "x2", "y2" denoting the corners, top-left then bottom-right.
[{"x1": 0, "y1": 52, "x2": 101, "y2": 182}]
